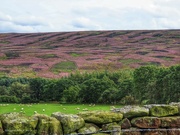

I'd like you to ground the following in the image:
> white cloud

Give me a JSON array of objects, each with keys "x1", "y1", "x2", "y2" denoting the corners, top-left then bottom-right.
[
  {"x1": 0, "y1": 0, "x2": 179, "y2": 33},
  {"x1": 0, "y1": 21, "x2": 36, "y2": 33},
  {"x1": 71, "y1": 17, "x2": 102, "y2": 30}
]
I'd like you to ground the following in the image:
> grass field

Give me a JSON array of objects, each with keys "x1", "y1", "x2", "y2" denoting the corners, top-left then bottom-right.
[{"x1": 0, "y1": 103, "x2": 121, "y2": 116}]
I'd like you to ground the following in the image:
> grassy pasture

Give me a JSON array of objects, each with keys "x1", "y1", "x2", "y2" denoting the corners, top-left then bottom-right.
[
  {"x1": 0, "y1": 103, "x2": 121, "y2": 116},
  {"x1": 51, "y1": 61, "x2": 77, "y2": 73}
]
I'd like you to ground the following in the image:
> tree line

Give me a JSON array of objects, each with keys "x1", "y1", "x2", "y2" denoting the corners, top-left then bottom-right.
[{"x1": 0, "y1": 65, "x2": 179, "y2": 104}]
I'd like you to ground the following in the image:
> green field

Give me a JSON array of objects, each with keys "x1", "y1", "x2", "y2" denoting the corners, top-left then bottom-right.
[
  {"x1": 0, "y1": 103, "x2": 121, "y2": 116},
  {"x1": 51, "y1": 61, "x2": 77, "y2": 73}
]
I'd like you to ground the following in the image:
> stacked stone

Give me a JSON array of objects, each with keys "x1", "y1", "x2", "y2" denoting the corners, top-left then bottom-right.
[
  {"x1": 113, "y1": 104, "x2": 180, "y2": 135},
  {"x1": 0, "y1": 104, "x2": 179, "y2": 135}
]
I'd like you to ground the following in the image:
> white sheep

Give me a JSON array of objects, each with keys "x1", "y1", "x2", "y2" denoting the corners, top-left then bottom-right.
[
  {"x1": 34, "y1": 111, "x2": 37, "y2": 114},
  {"x1": 82, "y1": 108, "x2": 88, "y2": 111}
]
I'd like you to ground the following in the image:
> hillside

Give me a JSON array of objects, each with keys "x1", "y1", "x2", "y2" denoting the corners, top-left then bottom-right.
[{"x1": 0, "y1": 30, "x2": 179, "y2": 78}]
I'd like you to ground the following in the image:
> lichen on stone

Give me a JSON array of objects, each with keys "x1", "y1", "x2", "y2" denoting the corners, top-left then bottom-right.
[
  {"x1": 51, "y1": 112, "x2": 85, "y2": 134},
  {"x1": 78, "y1": 111, "x2": 123, "y2": 124},
  {"x1": 149, "y1": 105, "x2": 179, "y2": 117}
]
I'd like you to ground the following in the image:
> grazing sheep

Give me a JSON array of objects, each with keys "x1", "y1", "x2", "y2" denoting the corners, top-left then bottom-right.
[
  {"x1": 110, "y1": 106, "x2": 115, "y2": 109},
  {"x1": 76, "y1": 107, "x2": 80, "y2": 110},
  {"x1": 82, "y1": 108, "x2": 88, "y2": 111},
  {"x1": 110, "y1": 106, "x2": 116, "y2": 111},
  {"x1": 34, "y1": 111, "x2": 37, "y2": 114}
]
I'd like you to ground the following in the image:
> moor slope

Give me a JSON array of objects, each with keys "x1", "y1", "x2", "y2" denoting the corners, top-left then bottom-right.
[{"x1": 0, "y1": 30, "x2": 179, "y2": 78}]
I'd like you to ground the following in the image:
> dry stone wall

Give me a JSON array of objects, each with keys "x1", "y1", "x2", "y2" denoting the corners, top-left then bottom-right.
[{"x1": 0, "y1": 104, "x2": 179, "y2": 135}]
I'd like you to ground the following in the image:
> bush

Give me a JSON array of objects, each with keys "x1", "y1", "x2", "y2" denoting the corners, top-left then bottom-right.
[
  {"x1": 120, "y1": 95, "x2": 138, "y2": 105},
  {"x1": 21, "y1": 94, "x2": 31, "y2": 103},
  {"x1": 4, "y1": 51, "x2": 20, "y2": 59},
  {"x1": 0, "y1": 95, "x2": 20, "y2": 103}
]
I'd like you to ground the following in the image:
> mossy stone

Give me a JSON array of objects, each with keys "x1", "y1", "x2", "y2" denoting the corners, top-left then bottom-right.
[
  {"x1": 0, "y1": 112, "x2": 38, "y2": 135},
  {"x1": 160, "y1": 116, "x2": 180, "y2": 128},
  {"x1": 131, "y1": 117, "x2": 161, "y2": 128},
  {"x1": 102, "y1": 122, "x2": 118, "y2": 131},
  {"x1": 78, "y1": 111, "x2": 123, "y2": 124},
  {"x1": 118, "y1": 118, "x2": 131, "y2": 129},
  {"x1": 169, "y1": 102, "x2": 180, "y2": 115},
  {"x1": 167, "y1": 128, "x2": 180, "y2": 135},
  {"x1": 78, "y1": 123, "x2": 99, "y2": 134},
  {"x1": 51, "y1": 112, "x2": 85, "y2": 134},
  {"x1": 34, "y1": 114, "x2": 63, "y2": 135},
  {"x1": 114, "y1": 106, "x2": 149, "y2": 118},
  {"x1": 121, "y1": 127, "x2": 141, "y2": 135},
  {"x1": 0, "y1": 120, "x2": 4, "y2": 135},
  {"x1": 69, "y1": 132, "x2": 78, "y2": 135},
  {"x1": 150, "y1": 105, "x2": 179, "y2": 117},
  {"x1": 143, "y1": 130, "x2": 167, "y2": 135}
]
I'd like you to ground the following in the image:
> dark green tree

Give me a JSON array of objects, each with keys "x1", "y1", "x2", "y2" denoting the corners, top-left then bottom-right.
[
  {"x1": 62, "y1": 85, "x2": 81, "y2": 103},
  {"x1": 29, "y1": 78, "x2": 47, "y2": 102},
  {"x1": 133, "y1": 66, "x2": 158, "y2": 102},
  {"x1": 9, "y1": 82, "x2": 30, "y2": 99},
  {"x1": 80, "y1": 75, "x2": 117, "y2": 103}
]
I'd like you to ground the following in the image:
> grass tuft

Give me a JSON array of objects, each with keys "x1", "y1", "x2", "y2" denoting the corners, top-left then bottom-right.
[
  {"x1": 119, "y1": 59, "x2": 142, "y2": 65},
  {"x1": 38, "y1": 54, "x2": 58, "y2": 59},
  {"x1": 51, "y1": 61, "x2": 77, "y2": 73}
]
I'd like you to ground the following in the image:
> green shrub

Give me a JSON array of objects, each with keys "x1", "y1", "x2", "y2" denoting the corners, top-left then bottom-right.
[
  {"x1": 4, "y1": 51, "x2": 20, "y2": 59},
  {"x1": 0, "y1": 95, "x2": 20, "y2": 103},
  {"x1": 120, "y1": 95, "x2": 138, "y2": 105},
  {"x1": 38, "y1": 54, "x2": 58, "y2": 59}
]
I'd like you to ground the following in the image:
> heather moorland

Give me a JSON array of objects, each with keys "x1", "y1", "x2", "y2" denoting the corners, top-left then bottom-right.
[{"x1": 0, "y1": 30, "x2": 179, "y2": 78}]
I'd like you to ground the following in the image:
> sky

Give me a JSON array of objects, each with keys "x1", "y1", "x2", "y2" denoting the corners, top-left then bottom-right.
[{"x1": 0, "y1": 0, "x2": 180, "y2": 33}]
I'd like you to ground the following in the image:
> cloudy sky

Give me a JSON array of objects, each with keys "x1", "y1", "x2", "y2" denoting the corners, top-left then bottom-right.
[{"x1": 0, "y1": 0, "x2": 179, "y2": 33}]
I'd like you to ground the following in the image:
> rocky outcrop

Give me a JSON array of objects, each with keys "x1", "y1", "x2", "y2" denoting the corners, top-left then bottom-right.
[
  {"x1": 78, "y1": 111, "x2": 123, "y2": 124},
  {"x1": 0, "y1": 112, "x2": 38, "y2": 135},
  {"x1": 51, "y1": 112, "x2": 85, "y2": 134}
]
